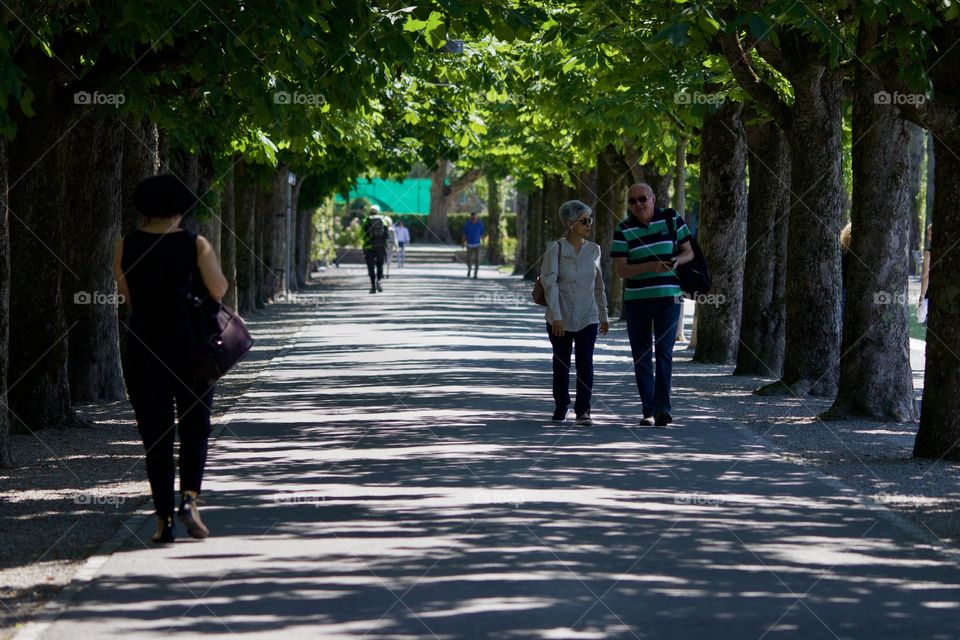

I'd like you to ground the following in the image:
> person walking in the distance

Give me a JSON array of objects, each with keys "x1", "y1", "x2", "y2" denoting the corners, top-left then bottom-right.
[
  {"x1": 363, "y1": 204, "x2": 391, "y2": 293},
  {"x1": 395, "y1": 219, "x2": 410, "y2": 268},
  {"x1": 612, "y1": 183, "x2": 694, "y2": 427},
  {"x1": 113, "y1": 175, "x2": 228, "y2": 543},
  {"x1": 462, "y1": 212, "x2": 485, "y2": 278},
  {"x1": 542, "y1": 200, "x2": 609, "y2": 426}
]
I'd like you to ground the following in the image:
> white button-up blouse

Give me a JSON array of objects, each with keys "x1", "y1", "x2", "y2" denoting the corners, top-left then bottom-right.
[{"x1": 541, "y1": 238, "x2": 608, "y2": 332}]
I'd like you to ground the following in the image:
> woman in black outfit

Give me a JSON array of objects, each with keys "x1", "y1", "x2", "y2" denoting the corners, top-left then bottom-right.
[{"x1": 113, "y1": 175, "x2": 228, "y2": 543}]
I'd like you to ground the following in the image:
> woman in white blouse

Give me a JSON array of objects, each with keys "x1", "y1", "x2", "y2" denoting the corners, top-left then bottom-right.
[{"x1": 541, "y1": 200, "x2": 609, "y2": 426}]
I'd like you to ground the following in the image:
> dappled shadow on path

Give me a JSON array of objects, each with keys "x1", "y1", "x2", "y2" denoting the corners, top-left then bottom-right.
[{"x1": 46, "y1": 270, "x2": 960, "y2": 640}]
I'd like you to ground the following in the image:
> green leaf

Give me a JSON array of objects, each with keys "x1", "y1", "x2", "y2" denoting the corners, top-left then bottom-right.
[{"x1": 19, "y1": 88, "x2": 34, "y2": 117}]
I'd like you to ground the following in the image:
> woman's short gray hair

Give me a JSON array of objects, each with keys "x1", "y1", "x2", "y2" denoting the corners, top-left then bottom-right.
[{"x1": 558, "y1": 199, "x2": 591, "y2": 227}]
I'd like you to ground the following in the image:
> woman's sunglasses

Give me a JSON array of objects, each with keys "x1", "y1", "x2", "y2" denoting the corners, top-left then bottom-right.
[{"x1": 578, "y1": 217, "x2": 593, "y2": 226}]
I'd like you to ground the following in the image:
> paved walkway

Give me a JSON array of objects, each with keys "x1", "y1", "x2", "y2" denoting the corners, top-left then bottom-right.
[{"x1": 22, "y1": 265, "x2": 960, "y2": 639}]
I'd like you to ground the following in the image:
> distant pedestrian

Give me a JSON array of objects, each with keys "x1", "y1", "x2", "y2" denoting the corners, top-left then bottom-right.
[
  {"x1": 395, "y1": 219, "x2": 410, "y2": 267},
  {"x1": 385, "y1": 216, "x2": 398, "y2": 279},
  {"x1": 462, "y1": 212, "x2": 485, "y2": 278},
  {"x1": 362, "y1": 204, "x2": 391, "y2": 293},
  {"x1": 613, "y1": 183, "x2": 694, "y2": 427},
  {"x1": 113, "y1": 175, "x2": 228, "y2": 543},
  {"x1": 542, "y1": 200, "x2": 609, "y2": 426}
]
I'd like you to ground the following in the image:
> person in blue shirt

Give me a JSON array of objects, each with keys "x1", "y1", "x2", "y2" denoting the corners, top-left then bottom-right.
[{"x1": 461, "y1": 212, "x2": 485, "y2": 278}]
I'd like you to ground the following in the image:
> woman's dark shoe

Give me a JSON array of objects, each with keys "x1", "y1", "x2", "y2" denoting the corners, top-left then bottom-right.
[
  {"x1": 178, "y1": 494, "x2": 210, "y2": 539},
  {"x1": 654, "y1": 412, "x2": 673, "y2": 427},
  {"x1": 552, "y1": 406, "x2": 568, "y2": 422},
  {"x1": 152, "y1": 516, "x2": 175, "y2": 543}
]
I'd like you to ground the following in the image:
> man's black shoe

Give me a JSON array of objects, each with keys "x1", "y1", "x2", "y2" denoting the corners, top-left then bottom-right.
[
  {"x1": 552, "y1": 407, "x2": 568, "y2": 422},
  {"x1": 369, "y1": 286, "x2": 376, "y2": 294},
  {"x1": 654, "y1": 412, "x2": 672, "y2": 427}
]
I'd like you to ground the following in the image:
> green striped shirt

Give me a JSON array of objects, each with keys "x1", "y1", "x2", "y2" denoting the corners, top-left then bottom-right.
[{"x1": 612, "y1": 208, "x2": 691, "y2": 301}]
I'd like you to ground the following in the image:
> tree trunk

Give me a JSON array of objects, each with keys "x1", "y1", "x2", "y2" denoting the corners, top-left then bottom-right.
[
  {"x1": 291, "y1": 175, "x2": 308, "y2": 290},
  {"x1": 694, "y1": 100, "x2": 748, "y2": 364},
  {"x1": 120, "y1": 117, "x2": 159, "y2": 235},
  {"x1": 623, "y1": 142, "x2": 672, "y2": 204},
  {"x1": 234, "y1": 163, "x2": 257, "y2": 315},
  {"x1": 0, "y1": 139, "x2": 12, "y2": 465},
  {"x1": 255, "y1": 181, "x2": 271, "y2": 308},
  {"x1": 925, "y1": 132, "x2": 935, "y2": 228},
  {"x1": 427, "y1": 159, "x2": 481, "y2": 243},
  {"x1": 735, "y1": 121, "x2": 789, "y2": 377},
  {"x1": 720, "y1": 33, "x2": 845, "y2": 397},
  {"x1": 427, "y1": 159, "x2": 453, "y2": 243},
  {"x1": 906, "y1": 122, "x2": 925, "y2": 274},
  {"x1": 525, "y1": 187, "x2": 544, "y2": 280},
  {"x1": 8, "y1": 74, "x2": 83, "y2": 431},
  {"x1": 63, "y1": 116, "x2": 125, "y2": 403},
  {"x1": 914, "y1": 135, "x2": 960, "y2": 456},
  {"x1": 596, "y1": 145, "x2": 626, "y2": 316},
  {"x1": 823, "y1": 24, "x2": 917, "y2": 421},
  {"x1": 220, "y1": 167, "x2": 237, "y2": 310},
  {"x1": 270, "y1": 167, "x2": 288, "y2": 297},
  {"x1": 194, "y1": 152, "x2": 220, "y2": 255},
  {"x1": 513, "y1": 190, "x2": 528, "y2": 275},
  {"x1": 674, "y1": 139, "x2": 687, "y2": 215},
  {"x1": 775, "y1": 70, "x2": 844, "y2": 396},
  {"x1": 486, "y1": 175, "x2": 503, "y2": 265}
]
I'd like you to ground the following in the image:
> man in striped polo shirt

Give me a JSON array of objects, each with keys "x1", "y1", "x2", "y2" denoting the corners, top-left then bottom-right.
[{"x1": 612, "y1": 183, "x2": 694, "y2": 427}]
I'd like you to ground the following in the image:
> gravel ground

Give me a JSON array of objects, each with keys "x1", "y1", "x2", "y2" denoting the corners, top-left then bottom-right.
[
  {"x1": 670, "y1": 344, "x2": 960, "y2": 552},
  {"x1": 0, "y1": 278, "x2": 338, "y2": 639}
]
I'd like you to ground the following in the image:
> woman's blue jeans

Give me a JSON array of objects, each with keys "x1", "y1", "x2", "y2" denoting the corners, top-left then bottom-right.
[
  {"x1": 624, "y1": 299, "x2": 681, "y2": 417},
  {"x1": 547, "y1": 322, "x2": 599, "y2": 417}
]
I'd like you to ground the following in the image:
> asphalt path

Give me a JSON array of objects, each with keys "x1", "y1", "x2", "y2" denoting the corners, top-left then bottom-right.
[{"x1": 22, "y1": 264, "x2": 960, "y2": 640}]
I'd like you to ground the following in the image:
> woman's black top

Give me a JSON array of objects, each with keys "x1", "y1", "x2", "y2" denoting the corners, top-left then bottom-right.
[{"x1": 121, "y1": 229, "x2": 202, "y2": 350}]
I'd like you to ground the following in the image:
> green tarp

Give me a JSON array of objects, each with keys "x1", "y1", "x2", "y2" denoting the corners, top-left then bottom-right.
[{"x1": 335, "y1": 178, "x2": 431, "y2": 215}]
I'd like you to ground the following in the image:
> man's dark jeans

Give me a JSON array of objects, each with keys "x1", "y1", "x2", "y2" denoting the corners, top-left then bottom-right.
[
  {"x1": 624, "y1": 298, "x2": 681, "y2": 417},
  {"x1": 547, "y1": 322, "x2": 599, "y2": 417}
]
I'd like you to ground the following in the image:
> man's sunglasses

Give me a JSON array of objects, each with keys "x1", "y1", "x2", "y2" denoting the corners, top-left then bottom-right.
[{"x1": 628, "y1": 195, "x2": 652, "y2": 205}]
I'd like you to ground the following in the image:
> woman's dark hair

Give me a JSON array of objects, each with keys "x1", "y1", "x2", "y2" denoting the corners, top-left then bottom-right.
[{"x1": 133, "y1": 175, "x2": 197, "y2": 218}]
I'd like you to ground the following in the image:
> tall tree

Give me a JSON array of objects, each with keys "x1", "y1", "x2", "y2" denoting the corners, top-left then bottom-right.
[
  {"x1": 63, "y1": 115, "x2": 125, "y2": 403},
  {"x1": 735, "y1": 118, "x2": 789, "y2": 377},
  {"x1": 822, "y1": 20, "x2": 916, "y2": 421},
  {"x1": 0, "y1": 138, "x2": 11, "y2": 466},
  {"x1": 694, "y1": 98, "x2": 748, "y2": 364},
  {"x1": 426, "y1": 159, "x2": 482, "y2": 243},
  {"x1": 718, "y1": 25, "x2": 844, "y2": 396}
]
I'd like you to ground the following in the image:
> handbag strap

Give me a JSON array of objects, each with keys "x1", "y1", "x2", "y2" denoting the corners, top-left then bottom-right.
[{"x1": 664, "y1": 209, "x2": 679, "y2": 256}]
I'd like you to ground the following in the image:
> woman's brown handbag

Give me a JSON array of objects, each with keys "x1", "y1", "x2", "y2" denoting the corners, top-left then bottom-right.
[{"x1": 532, "y1": 241, "x2": 561, "y2": 306}]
